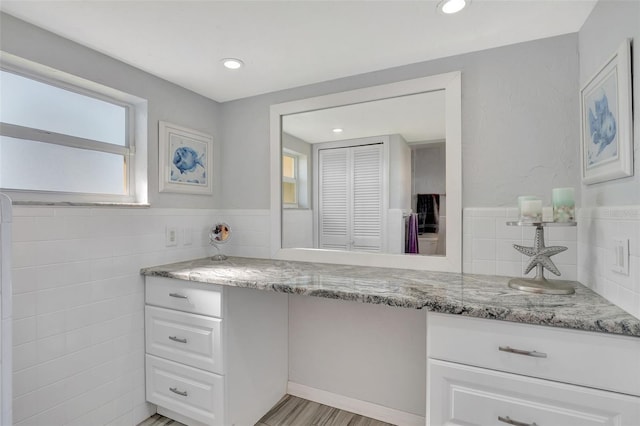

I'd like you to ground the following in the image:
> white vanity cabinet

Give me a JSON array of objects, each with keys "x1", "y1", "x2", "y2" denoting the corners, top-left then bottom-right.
[
  {"x1": 144, "y1": 276, "x2": 288, "y2": 426},
  {"x1": 426, "y1": 312, "x2": 640, "y2": 426}
]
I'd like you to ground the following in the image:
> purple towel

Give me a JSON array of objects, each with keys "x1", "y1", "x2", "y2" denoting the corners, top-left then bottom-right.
[{"x1": 406, "y1": 213, "x2": 419, "y2": 254}]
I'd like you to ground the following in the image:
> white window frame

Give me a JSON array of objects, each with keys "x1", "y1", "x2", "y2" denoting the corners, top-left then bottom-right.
[
  {"x1": 0, "y1": 52, "x2": 148, "y2": 205},
  {"x1": 282, "y1": 152, "x2": 299, "y2": 208}
]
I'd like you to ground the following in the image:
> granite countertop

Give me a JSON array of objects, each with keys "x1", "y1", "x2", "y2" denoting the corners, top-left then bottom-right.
[{"x1": 141, "y1": 256, "x2": 640, "y2": 338}]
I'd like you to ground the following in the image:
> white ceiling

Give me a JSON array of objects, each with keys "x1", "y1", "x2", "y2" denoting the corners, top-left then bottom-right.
[
  {"x1": 0, "y1": 1, "x2": 597, "y2": 103},
  {"x1": 283, "y1": 89, "x2": 446, "y2": 143}
]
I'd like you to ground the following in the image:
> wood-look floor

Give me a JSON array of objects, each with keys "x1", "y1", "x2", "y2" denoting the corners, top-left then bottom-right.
[
  {"x1": 257, "y1": 395, "x2": 394, "y2": 426},
  {"x1": 137, "y1": 395, "x2": 395, "y2": 426},
  {"x1": 137, "y1": 414, "x2": 185, "y2": 426}
]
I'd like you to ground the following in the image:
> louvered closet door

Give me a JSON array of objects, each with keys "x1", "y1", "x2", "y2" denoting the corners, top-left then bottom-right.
[
  {"x1": 351, "y1": 144, "x2": 382, "y2": 252},
  {"x1": 318, "y1": 144, "x2": 383, "y2": 252},
  {"x1": 319, "y1": 148, "x2": 349, "y2": 250}
]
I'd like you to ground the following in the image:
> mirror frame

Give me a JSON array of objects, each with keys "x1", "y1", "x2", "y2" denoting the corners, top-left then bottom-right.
[{"x1": 270, "y1": 71, "x2": 462, "y2": 272}]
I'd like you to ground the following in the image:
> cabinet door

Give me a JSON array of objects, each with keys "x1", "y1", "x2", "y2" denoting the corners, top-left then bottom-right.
[{"x1": 428, "y1": 359, "x2": 640, "y2": 426}]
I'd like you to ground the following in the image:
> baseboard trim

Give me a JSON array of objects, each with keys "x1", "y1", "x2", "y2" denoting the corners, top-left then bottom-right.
[{"x1": 286, "y1": 382, "x2": 425, "y2": 426}]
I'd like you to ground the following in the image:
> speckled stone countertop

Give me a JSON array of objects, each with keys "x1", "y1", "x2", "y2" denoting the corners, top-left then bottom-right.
[{"x1": 141, "y1": 256, "x2": 640, "y2": 338}]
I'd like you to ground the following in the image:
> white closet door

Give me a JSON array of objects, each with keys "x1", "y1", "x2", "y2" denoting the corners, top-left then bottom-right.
[
  {"x1": 351, "y1": 144, "x2": 383, "y2": 252},
  {"x1": 318, "y1": 148, "x2": 349, "y2": 250},
  {"x1": 318, "y1": 144, "x2": 383, "y2": 252}
]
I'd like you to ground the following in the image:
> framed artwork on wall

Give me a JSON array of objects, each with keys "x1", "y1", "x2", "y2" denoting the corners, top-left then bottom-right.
[
  {"x1": 159, "y1": 121, "x2": 213, "y2": 195},
  {"x1": 580, "y1": 39, "x2": 633, "y2": 185}
]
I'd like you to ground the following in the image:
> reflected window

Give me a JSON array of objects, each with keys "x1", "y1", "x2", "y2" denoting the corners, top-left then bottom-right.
[{"x1": 282, "y1": 153, "x2": 298, "y2": 207}]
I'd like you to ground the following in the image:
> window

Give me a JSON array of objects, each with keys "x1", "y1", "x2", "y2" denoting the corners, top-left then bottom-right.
[
  {"x1": 282, "y1": 153, "x2": 298, "y2": 207},
  {"x1": 0, "y1": 54, "x2": 147, "y2": 204}
]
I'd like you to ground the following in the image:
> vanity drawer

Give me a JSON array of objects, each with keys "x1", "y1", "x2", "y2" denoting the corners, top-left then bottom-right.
[
  {"x1": 427, "y1": 312, "x2": 640, "y2": 396},
  {"x1": 146, "y1": 354, "x2": 224, "y2": 426},
  {"x1": 146, "y1": 276, "x2": 222, "y2": 318},
  {"x1": 428, "y1": 359, "x2": 640, "y2": 426},
  {"x1": 145, "y1": 306, "x2": 223, "y2": 374}
]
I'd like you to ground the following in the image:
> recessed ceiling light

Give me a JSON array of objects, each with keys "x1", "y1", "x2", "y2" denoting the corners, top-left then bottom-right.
[
  {"x1": 221, "y1": 58, "x2": 244, "y2": 70},
  {"x1": 332, "y1": 128, "x2": 343, "y2": 133},
  {"x1": 437, "y1": 0, "x2": 469, "y2": 14}
]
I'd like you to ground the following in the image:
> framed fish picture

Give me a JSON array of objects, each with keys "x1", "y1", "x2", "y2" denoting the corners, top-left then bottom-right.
[
  {"x1": 580, "y1": 39, "x2": 633, "y2": 185},
  {"x1": 159, "y1": 121, "x2": 213, "y2": 194}
]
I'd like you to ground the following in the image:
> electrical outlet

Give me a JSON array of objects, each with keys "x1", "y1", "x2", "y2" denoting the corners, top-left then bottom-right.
[
  {"x1": 166, "y1": 226, "x2": 178, "y2": 247},
  {"x1": 612, "y1": 238, "x2": 629, "y2": 275},
  {"x1": 183, "y1": 227, "x2": 193, "y2": 246}
]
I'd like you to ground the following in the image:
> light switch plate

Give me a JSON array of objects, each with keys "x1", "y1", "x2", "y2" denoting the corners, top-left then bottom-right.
[
  {"x1": 612, "y1": 238, "x2": 629, "y2": 275},
  {"x1": 183, "y1": 227, "x2": 193, "y2": 246}
]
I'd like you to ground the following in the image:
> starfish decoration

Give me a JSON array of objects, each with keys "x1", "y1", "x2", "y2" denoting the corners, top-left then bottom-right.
[{"x1": 513, "y1": 228, "x2": 567, "y2": 276}]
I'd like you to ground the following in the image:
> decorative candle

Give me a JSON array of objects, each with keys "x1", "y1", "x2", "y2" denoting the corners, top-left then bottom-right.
[
  {"x1": 542, "y1": 206, "x2": 554, "y2": 222},
  {"x1": 520, "y1": 198, "x2": 542, "y2": 222},
  {"x1": 518, "y1": 195, "x2": 538, "y2": 216},
  {"x1": 552, "y1": 187, "x2": 575, "y2": 222}
]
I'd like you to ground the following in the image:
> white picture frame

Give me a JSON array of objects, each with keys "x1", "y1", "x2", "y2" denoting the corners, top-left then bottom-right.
[
  {"x1": 159, "y1": 121, "x2": 213, "y2": 195},
  {"x1": 580, "y1": 39, "x2": 633, "y2": 185}
]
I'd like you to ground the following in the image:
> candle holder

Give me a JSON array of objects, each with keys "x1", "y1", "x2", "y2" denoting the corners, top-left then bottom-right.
[
  {"x1": 506, "y1": 221, "x2": 577, "y2": 295},
  {"x1": 517, "y1": 196, "x2": 542, "y2": 222}
]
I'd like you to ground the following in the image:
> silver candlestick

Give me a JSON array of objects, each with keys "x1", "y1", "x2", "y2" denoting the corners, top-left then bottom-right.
[{"x1": 507, "y1": 221, "x2": 577, "y2": 295}]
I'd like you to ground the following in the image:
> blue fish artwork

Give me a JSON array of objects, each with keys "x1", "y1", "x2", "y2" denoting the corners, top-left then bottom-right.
[
  {"x1": 588, "y1": 94, "x2": 617, "y2": 155},
  {"x1": 173, "y1": 146, "x2": 204, "y2": 174}
]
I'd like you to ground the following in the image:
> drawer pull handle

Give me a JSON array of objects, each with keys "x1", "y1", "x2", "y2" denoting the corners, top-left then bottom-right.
[
  {"x1": 498, "y1": 346, "x2": 547, "y2": 358},
  {"x1": 498, "y1": 416, "x2": 538, "y2": 426},
  {"x1": 169, "y1": 387, "x2": 188, "y2": 397},
  {"x1": 168, "y1": 293, "x2": 188, "y2": 299},
  {"x1": 169, "y1": 336, "x2": 187, "y2": 344}
]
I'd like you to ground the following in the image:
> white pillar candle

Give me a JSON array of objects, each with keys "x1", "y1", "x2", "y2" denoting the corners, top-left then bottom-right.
[
  {"x1": 542, "y1": 206, "x2": 554, "y2": 222},
  {"x1": 520, "y1": 199, "x2": 542, "y2": 222}
]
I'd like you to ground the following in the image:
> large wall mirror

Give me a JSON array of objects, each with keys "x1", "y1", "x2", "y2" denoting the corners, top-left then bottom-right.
[{"x1": 270, "y1": 72, "x2": 461, "y2": 272}]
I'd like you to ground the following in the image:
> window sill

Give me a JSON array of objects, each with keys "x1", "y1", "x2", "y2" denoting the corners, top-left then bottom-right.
[{"x1": 12, "y1": 201, "x2": 151, "y2": 208}]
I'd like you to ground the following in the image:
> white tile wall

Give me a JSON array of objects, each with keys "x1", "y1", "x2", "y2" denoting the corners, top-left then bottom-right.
[
  {"x1": 10, "y1": 206, "x2": 269, "y2": 426},
  {"x1": 212, "y1": 209, "x2": 271, "y2": 259},
  {"x1": 577, "y1": 206, "x2": 640, "y2": 319},
  {"x1": 11, "y1": 203, "x2": 635, "y2": 424},
  {"x1": 463, "y1": 208, "x2": 577, "y2": 280},
  {"x1": 464, "y1": 206, "x2": 640, "y2": 319}
]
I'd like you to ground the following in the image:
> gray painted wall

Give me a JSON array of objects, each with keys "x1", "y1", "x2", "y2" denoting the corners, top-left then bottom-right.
[
  {"x1": 220, "y1": 34, "x2": 580, "y2": 209},
  {"x1": 0, "y1": 13, "x2": 222, "y2": 209},
  {"x1": 579, "y1": 0, "x2": 639, "y2": 207},
  {"x1": 282, "y1": 132, "x2": 312, "y2": 159},
  {"x1": 388, "y1": 134, "x2": 412, "y2": 210},
  {"x1": 288, "y1": 295, "x2": 426, "y2": 416},
  {"x1": 1, "y1": 13, "x2": 587, "y2": 211},
  {"x1": 413, "y1": 143, "x2": 446, "y2": 199}
]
